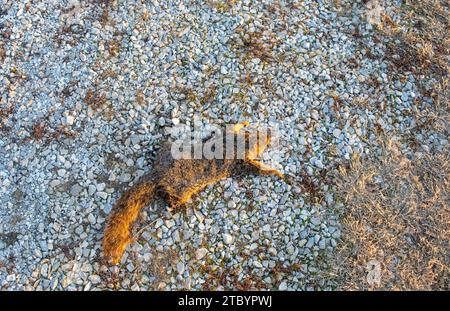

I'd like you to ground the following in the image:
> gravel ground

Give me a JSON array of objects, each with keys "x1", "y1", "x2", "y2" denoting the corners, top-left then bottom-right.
[{"x1": 0, "y1": 0, "x2": 447, "y2": 290}]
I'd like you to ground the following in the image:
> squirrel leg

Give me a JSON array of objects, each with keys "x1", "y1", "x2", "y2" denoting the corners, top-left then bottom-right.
[
  {"x1": 166, "y1": 194, "x2": 189, "y2": 214},
  {"x1": 248, "y1": 159, "x2": 284, "y2": 179}
]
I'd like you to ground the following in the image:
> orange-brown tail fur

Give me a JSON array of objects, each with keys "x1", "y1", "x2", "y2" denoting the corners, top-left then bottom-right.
[{"x1": 103, "y1": 180, "x2": 157, "y2": 264}]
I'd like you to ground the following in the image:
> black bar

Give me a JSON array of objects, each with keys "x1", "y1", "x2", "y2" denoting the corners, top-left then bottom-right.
[{"x1": 0, "y1": 291, "x2": 445, "y2": 310}]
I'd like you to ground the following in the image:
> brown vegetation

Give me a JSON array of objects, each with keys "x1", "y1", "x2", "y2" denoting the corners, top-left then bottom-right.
[
  {"x1": 332, "y1": 140, "x2": 449, "y2": 290},
  {"x1": 83, "y1": 88, "x2": 108, "y2": 110}
]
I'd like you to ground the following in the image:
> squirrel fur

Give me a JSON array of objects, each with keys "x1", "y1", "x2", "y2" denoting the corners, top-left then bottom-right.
[{"x1": 103, "y1": 122, "x2": 284, "y2": 264}]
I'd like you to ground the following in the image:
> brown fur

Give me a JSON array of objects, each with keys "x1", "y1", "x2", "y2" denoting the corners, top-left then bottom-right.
[{"x1": 102, "y1": 122, "x2": 284, "y2": 264}]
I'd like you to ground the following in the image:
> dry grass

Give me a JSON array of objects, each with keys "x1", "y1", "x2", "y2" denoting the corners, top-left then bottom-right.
[
  {"x1": 83, "y1": 88, "x2": 108, "y2": 110},
  {"x1": 332, "y1": 139, "x2": 449, "y2": 290},
  {"x1": 0, "y1": 42, "x2": 5, "y2": 63},
  {"x1": 383, "y1": 1, "x2": 448, "y2": 73},
  {"x1": 26, "y1": 119, "x2": 76, "y2": 142},
  {"x1": 147, "y1": 249, "x2": 179, "y2": 290},
  {"x1": 0, "y1": 105, "x2": 14, "y2": 133},
  {"x1": 379, "y1": 0, "x2": 449, "y2": 106},
  {"x1": 330, "y1": 2, "x2": 450, "y2": 290},
  {"x1": 107, "y1": 39, "x2": 121, "y2": 58},
  {"x1": 200, "y1": 265, "x2": 268, "y2": 291},
  {"x1": 206, "y1": 0, "x2": 237, "y2": 13},
  {"x1": 230, "y1": 24, "x2": 281, "y2": 64}
]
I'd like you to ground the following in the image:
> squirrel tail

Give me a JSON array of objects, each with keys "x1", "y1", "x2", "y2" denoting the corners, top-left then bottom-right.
[{"x1": 103, "y1": 177, "x2": 157, "y2": 264}]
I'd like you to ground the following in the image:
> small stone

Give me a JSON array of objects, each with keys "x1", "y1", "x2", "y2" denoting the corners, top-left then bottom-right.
[
  {"x1": 97, "y1": 192, "x2": 108, "y2": 199},
  {"x1": 176, "y1": 262, "x2": 185, "y2": 274},
  {"x1": 66, "y1": 115, "x2": 75, "y2": 125},
  {"x1": 53, "y1": 222, "x2": 61, "y2": 232},
  {"x1": 306, "y1": 237, "x2": 315, "y2": 248},
  {"x1": 173, "y1": 230, "x2": 180, "y2": 242},
  {"x1": 286, "y1": 245, "x2": 295, "y2": 255},
  {"x1": 278, "y1": 281, "x2": 288, "y2": 291},
  {"x1": 268, "y1": 247, "x2": 277, "y2": 256},
  {"x1": 50, "y1": 180, "x2": 60, "y2": 187},
  {"x1": 310, "y1": 217, "x2": 321, "y2": 226},
  {"x1": 89, "y1": 275, "x2": 101, "y2": 284},
  {"x1": 332, "y1": 230, "x2": 341, "y2": 239},
  {"x1": 195, "y1": 248, "x2": 208, "y2": 260},
  {"x1": 319, "y1": 239, "x2": 326, "y2": 249},
  {"x1": 96, "y1": 183, "x2": 106, "y2": 192},
  {"x1": 325, "y1": 193, "x2": 333, "y2": 205},
  {"x1": 88, "y1": 185, "x2": 96, "y2": 195},
  {"x1": 331, "y1": 239, "x2": 337, "y2": 247},
  {"x1": 223, "y1": 233, "x2": 233, "y2": 245},
  {"x1": 70, "y1": 184, "x2": 82, "y2": 196},
  {"x1": 88, "y1": 213, "x2": 96, "y2": 225},
  {"x1": 332, "y1": 129, "x2": 341, "y2": 138},
  {"x1": 120, "y1": 173, "x2": 132, "y2": 182},
  {"x1": 154, "y1": 219, "x2": 164, "y2": 229},
  {"x1": 130, "y1": 134, "x2": 140, "y2": 146},
  {"x1": 40, "y1": 263, "x2": 48, "y2": 277},
  {"x1": 165, "y1": 219, "x2": 175, "y2": 229},
  {"x1": 253, "y1": 261, "x2": 263, "y2": 268}
]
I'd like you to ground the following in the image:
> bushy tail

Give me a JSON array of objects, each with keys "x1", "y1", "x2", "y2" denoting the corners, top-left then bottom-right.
[{"x1": 103, "y1": 178, "x2": 157, "y2": 264}]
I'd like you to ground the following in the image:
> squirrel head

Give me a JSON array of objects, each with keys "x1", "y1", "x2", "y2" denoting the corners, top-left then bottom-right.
[{"x1": 232, "y1": 122, "x2": 273, "y2": 160}]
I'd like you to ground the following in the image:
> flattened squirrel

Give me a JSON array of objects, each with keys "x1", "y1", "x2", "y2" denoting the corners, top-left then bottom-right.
[{"x1": 103, "y1": 122, "x2": 284, "y2": 264}]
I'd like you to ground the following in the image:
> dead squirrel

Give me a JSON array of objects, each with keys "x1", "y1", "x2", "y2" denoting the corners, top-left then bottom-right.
[{"x1": 103, "y1": 121, "x2": 285, "y2": 264}]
